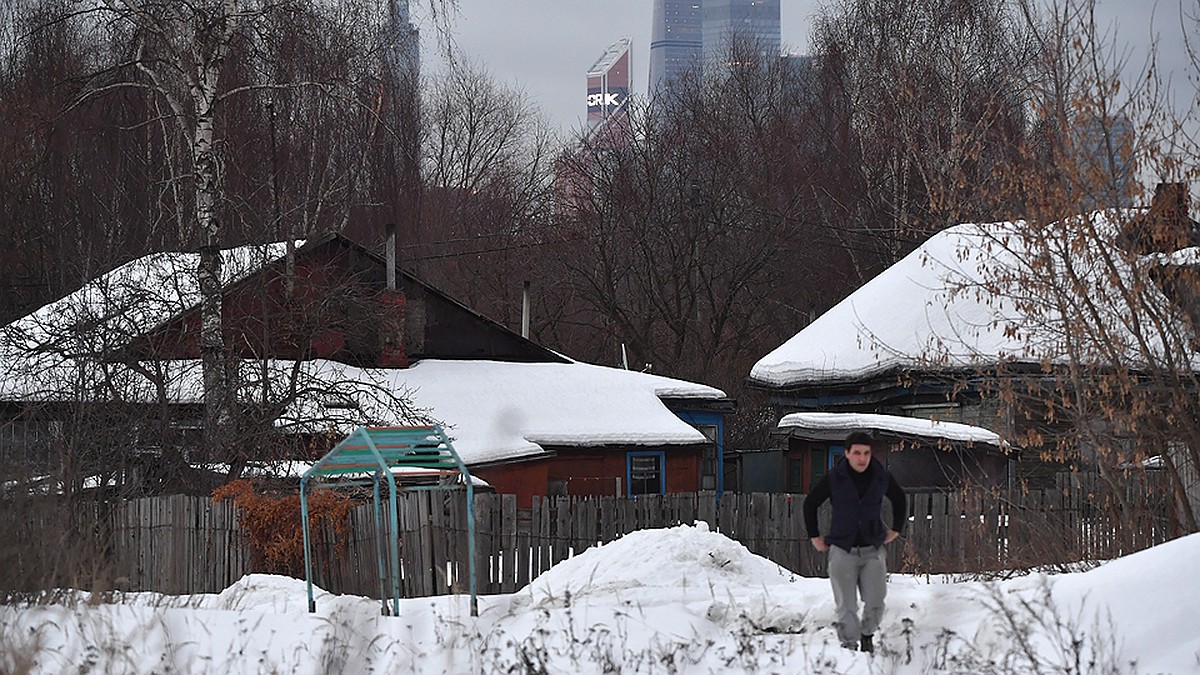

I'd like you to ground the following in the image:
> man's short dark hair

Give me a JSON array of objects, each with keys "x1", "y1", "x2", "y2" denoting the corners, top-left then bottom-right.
[{"x1": 844, "y1": 431, "x2": 876, "y2": 449}]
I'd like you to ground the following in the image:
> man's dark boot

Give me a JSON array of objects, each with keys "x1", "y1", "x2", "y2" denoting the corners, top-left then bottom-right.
[{"x1": 860, "y1": 634, "x2": 874, "y2": 654}]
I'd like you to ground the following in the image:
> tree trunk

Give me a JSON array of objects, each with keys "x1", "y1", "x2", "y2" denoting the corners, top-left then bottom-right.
[{"x1": 195, "y1": 58, "x2": 229, "y2": 456}]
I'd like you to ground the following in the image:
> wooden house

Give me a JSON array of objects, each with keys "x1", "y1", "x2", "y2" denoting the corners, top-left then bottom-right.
[
  {"x1": 736, "y1": 412, "x2": 1010, "y2": 493},
  {"x1": 747, "y1": 186, "x2": 1199, "y2": 490},
  {"x1": 0, "y1": 233, "x2": 734, "y2": 506}
]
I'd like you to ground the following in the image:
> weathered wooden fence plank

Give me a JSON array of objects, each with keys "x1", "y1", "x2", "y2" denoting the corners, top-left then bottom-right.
[
  {"x1": 49, "y1": 478, "x2": 1181, "y2": 599},
  {"x1": 553, "y1": 496, "x2": 570, "y2": 565}
]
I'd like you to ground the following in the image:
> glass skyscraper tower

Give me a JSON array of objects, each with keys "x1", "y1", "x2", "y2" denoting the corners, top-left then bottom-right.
[
  {"x1": 650, "y1": 1, "x2": 782, "y2": 92},
  {"x1": 387, "y1": 0, "x2": 419, "y2": 81},
  {"x1": 702, "y1": 0, "x2": 781, "y2": 65},
  {"x1": 648, "y1": 0, "x2": 702, "y2": 92}
]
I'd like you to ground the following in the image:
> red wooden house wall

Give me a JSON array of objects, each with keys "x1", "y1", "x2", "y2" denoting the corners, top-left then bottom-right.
[{"x1": 475, "y1": 446, "x2": 705, "y2": 509}]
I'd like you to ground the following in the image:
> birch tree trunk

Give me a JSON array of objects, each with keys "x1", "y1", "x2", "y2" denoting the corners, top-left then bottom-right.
[
  {"x1": 97, "y1": 0, "x2": 244, "y2": 453},
  {"x1": 195, "y1": 59, "x2": 232, "y2": 452}
]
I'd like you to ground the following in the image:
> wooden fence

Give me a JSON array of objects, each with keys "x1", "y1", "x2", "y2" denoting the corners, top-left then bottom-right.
[{"x1": 71, "y1": 472, "x2": 1178, "y2": 599}]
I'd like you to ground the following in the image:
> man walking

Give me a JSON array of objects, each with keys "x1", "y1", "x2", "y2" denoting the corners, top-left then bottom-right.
[{"x1": 803, "y1": 431, "x2": 907, "y2": 654}]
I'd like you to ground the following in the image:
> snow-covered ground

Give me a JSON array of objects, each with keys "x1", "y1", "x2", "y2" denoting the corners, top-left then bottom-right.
[{"x1": 3, "y1": 522, "x2": 1198, "y2": 674}]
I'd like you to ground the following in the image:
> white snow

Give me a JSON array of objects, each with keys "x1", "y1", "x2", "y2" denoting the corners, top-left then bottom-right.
[
  {"x1": 356, "y1": 359, "x2": 722, "y2": 464},
  {"x1": 1146, "y1": 246, "x2": 1200, "y2": 266},
  {"x1": 2, "y1": 241, "x2": 300, "y2": 354},
  {"x1": 778, "y1": 412, "x2": 1005, "y2": 446},
  {"x1": 4, "y1": 523, "x2": 1197, "y2": 673},
  {"x1": 0, "y1": 242, "x2": 298, "y2": 402},
  {"x1": 751, "y1": 210, "x2": 1190, "y2": 387}
]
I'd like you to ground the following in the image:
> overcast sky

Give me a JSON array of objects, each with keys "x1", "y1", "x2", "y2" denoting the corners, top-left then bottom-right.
[
  {"x1": 416, "y1": 1, "x2": 1193, "y2": 138},
  {"x1": 418, "y1": 0, "x2": 821, "y2": 135}
]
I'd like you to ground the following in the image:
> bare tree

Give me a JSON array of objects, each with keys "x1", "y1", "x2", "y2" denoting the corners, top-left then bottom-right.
[
  {"x1": 0, "y1": 0, "x2": 464, "y2": 483},
  {"x1": 812, "y1": 0, "x2": 1035, "y2": 263},
  {"x1": 547, "y1": 46, "x2": 844, "y2": 413},
  {"x1": 932, "y1": 0, "x2": 1200, "y2": 534},
  {"x1": 410, "y1": 61, "x2": 557, "y2": 325},
  {"x1": 20, "y1": 0, "x2": 455, "y2": 455}
]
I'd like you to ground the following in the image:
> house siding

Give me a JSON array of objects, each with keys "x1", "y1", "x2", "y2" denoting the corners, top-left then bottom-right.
[
  {"x1": 128, "y1": 237, "x2": 564, "y2": 366},
  {"x1": 474, "y1": 446, "x2": 706, "y2": 509}
]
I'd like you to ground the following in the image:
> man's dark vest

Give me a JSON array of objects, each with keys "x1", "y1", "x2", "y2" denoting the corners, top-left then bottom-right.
[{"x1": 826, "y1": 457, "x2": 890, "y2": 551}]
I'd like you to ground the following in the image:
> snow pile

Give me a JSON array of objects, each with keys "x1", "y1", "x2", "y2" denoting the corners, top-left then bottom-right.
[
  {"x1": 3, "y1": 526, "x2": 1200, "y2": 673},
  {"x1": 520, "y1": 521, "x2": 796, "y2": 604},
  {"x1": 212, "y1": 574, "x2": 321, "y2": 613},
  {"x1": 1048, "y1": 532, "x2": 1200, "y2": 671}
]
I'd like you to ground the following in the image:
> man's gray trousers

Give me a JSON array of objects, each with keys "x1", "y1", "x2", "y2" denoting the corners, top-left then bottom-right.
[{"x1": 828, "y1": 544, "x2": 887, "y2": 646}]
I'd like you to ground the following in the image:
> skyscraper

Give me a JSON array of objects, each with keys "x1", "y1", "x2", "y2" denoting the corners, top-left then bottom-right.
[
  {"x1": 702, "y1": 0, "x2": 781, "y2": 66},
  {"x1": 386, "y1": 0, "x2": 419, "y2": 83},
  {"x1": 555, "y1": 39, "x2": 634, "y2": 218},
  {"x1": 383, "y1": 0, "x2": 420, "y2": 254},
  {"x1": 1080, "y1": 112, "x2": 1136, "y2": 208},
  {"x1": 650, "y1": 1, "x2": 783, "y2": 93},
  {"x1": 648, "y1": 0, "x2": 702, "y2": 92},
  {"x1": 587, "y1": 37, "x2": 632, "y2": 130}
]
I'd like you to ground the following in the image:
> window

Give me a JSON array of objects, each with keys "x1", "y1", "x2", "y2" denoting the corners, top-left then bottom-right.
[
  {"x1": 804, "y1": 444, "x2": 844, "y2": 492},
  {"x1": 828, "y1": 444, "x2": 844, "y2": 468},
  {"x1": 672, "y1": 410, "x2": 724, "y2": 496},
  {"x1": 695, "y1": 424, "x2": 719, "y2": 490},
  {"x1": 627, "y1": 451, "x2": 665, "y2": 496},
  {"x1": 788, "y1": 458, "x2": 805, "y2": 493}
]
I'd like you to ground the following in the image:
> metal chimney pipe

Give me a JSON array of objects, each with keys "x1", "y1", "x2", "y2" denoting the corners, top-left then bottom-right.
[
  {"x1": 521, "y1": 280, "x2": 531, "y2": 338},
  {"x1": 385, "y1": 222, "x2": 397, "y2": 291}
]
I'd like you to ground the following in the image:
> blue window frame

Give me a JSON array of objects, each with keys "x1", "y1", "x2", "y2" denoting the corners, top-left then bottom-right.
[
  {"x1": 672, "y1": 410, "x2": 725, "y2": 498},
  {"x1": 626, "y1": 450, "x2": 666, "y2": 496},
  {"x1": 828, "y1": 444, "x2": 844, "y2": 469}
]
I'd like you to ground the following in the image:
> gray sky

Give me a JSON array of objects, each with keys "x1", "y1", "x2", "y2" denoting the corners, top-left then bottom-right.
[
  {"x1": 418, "y1": 0, "x2": 822, "y2": 135},
  {"x1": 417, "y1": 1, "x2": 1193, "y2": 138}
]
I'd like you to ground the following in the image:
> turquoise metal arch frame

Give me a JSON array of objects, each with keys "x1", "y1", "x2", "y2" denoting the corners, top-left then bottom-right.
[{"x1": 300, "y1": 425, "x2": 477, "y2": 617}]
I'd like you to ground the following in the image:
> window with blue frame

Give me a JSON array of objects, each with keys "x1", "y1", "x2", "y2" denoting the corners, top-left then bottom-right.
[
  {"x1": 695, "y1": 424, "x2": 719, "y2": 490},
  {"x1": 829, "y1": 444, "x2": 844, "y2": 467},
  {"x1": 672, "y1": 410, "x2": 724, "y2": 496},
  {"x1": 627, "y1": 451, "x2": 665, "y2": 496},
  {"x1": 807, "y1": 444, "x2": 844, "y2": 491}
]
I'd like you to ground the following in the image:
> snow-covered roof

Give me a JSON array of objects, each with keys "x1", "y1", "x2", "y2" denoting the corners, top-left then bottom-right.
[
  {"x1": 0, "y1": 356, "x2": 724, "y2": 465},
  {"x1": 1144, "y1": 246, "x2": 1200, "y2": 266},
  {"x1": 0, "y1": 242, "x2": 295, "y2": 402},
  {"x1": 777, "y1": 412, "x2": 1005, "y2": 448},
  {"x1": 751, "y1": 210, "x2": 1190, "y2": 388},
  {"x1": 29, "y1": 241, "x2": 297, "y2": 341},
  {"x1": 1, "y1": 241, "x2": 299, "y2": 364},
  {"x1": 282, "y1": 358, "x2": 724, "y2": 465}
]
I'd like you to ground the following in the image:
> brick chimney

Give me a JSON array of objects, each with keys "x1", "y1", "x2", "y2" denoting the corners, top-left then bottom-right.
[
  {"x1": 1123, "y1": 182, "x2": 1198, "y2": 253},
  {"x1": 379, "y1": 222, "x2": 408, "y2": 367}
]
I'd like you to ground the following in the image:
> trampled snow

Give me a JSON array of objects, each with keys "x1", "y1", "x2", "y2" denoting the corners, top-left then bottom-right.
[{"x1": 4, "y1": 523, "x2": 1198, "y2": 673}]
